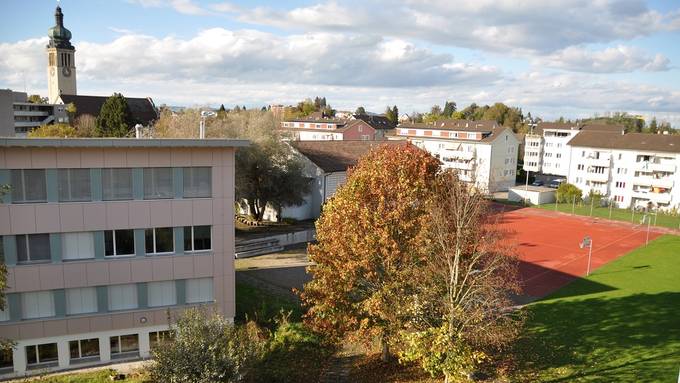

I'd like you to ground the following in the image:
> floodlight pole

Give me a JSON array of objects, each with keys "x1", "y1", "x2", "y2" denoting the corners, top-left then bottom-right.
[
  {"x1": 524, "y1": 170, "x2": 529, "y2": 206},
  {"x1": 646, "y1": 210, "x2": 652, "y2": 246},
  {"x1": 586, "y1": 239, "x2": 593, "y2": 276}
]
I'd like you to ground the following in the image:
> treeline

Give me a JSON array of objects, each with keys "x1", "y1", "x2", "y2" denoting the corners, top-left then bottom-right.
[
  {"x1": 407, "y1": 101, "x2": 529, "y2": 133},
  {"x1": 577, "y1": 112, "x2": 674, "y2": 134}
]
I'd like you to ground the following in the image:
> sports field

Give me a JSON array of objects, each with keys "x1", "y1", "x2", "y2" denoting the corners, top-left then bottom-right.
[
  {"x1": 515, "y1": 234, "x2": 680, "y2": 382},
  {"x1": 495, "y1": 206, "x2": 663, "y2": 298}
]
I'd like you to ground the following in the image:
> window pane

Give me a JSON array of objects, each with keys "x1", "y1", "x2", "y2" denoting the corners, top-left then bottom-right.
[
  {"x1": 62, "y1": 232, "x2": 94, "y2": 260},
  {"x1": 145, "y1": 229, "x2": 154, "y2": 253},
  {"x1": 16, "y1": 235, "x2": 28, "y2": 263},
  {"x1": 102, "y1": 168, "x2": 132, "y2": 200},
  {"x1": 115, "y1": 230, "x2": 135, "y2": 255},
  {"x1": 184, "y1": 226, "x2": 192, "y2": 251},
  {"x1": 12, "y1": 170, "x2": 47, "y2": 203},
  {"x1": 59, "y1": 169, "x2": 91, "y2": 202},
  {"x1": 105, "y1": 231, "x2": 114, "y2": 256},
  {"x1": 120, "y1": 335, "x2": 139, "y2": 353},
  {"x1": 69, "y1": 341, "x2": 79, "y2": 359},
  {"x1": 183, "y1": 167, "x2": 211, "y2": 198},
  {"x1": 193, "y1": 226, "x2": 211, "y2": 251},
  {"x1": 28, "y1": 234, "x2": 51, "y2": 262},
  {"x1": 148, "y1": 281, "x2": 176, "y2": 307},
  {"x1": 108, "y1": 284, "x2": 138, "y2": 311},
  {"x1": 154, "y1": 228, "x2": 173, "y2": 253},
  {"x1": 26, "y1": 346, "x2": 37, "y2": 365},
  {"x1": 0, "y1": 349, "x2": 13, "y2": 369},
  {"x1": 110, "y1": 336, "x2": 120, "y2": 354},
  {"x1": 66, "y1": 287, "x2": 97, "y2": 315},
  {"x1": 37, "y1": 343, "x2": 58, "y2": 363},
  {"x1": 186, "y1": 278, "x2": 213, "y2": 303},
  {"x1": 144, "y1": 168, "x2": 173, "y2": 199},
  {"x1": 81, "y1": 339, "x2": 99, "y2": 358}
]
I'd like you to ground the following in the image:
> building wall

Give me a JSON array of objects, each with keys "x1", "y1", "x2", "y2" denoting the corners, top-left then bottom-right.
[
  {"x1": 342, "y1": 121, "x2": 375, "y2": 141},
  {"x1": 294, "y1": 131, "x2": 344, "y2": 141},
  {"x1": 567, "y1": 145, "x2": 680, "y2": 210},
  {"x1": 539, "y1": 129, "x2": 578, "y2": 176},
  {"x1": 0, "y1": 145, "x2": 236, "y2": 376},
  {"x1": 0, "y1": 90, "x2": 14, "y2": 137}
]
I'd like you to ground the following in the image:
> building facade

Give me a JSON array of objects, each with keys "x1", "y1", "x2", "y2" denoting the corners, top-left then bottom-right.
[
  {"x1": 281, "y1": 116, "x2": 376, "y2": 141},
  {"x1": 566, "y1": 131, "x2": 680, "y2": 210},
  {"x1": 0, "y1": 90, "x2": 68, "y2": 137},
  {"x1": 394, "y1": 120, "x2": 519, "y2": 193},
  {"x1": 0, "y1": 138, "x2": 246, "y2": 377}
]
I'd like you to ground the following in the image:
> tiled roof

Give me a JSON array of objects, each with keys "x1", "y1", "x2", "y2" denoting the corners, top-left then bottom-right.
[
  {"x1": 567, "y1": 131, "x2": 680, "y2": 153},
  {"x1": 59, "y1": 94, "x2": 159, "y2": 126},
  {"x1": 353, "y1": 114, "x2": 396, "y2": 130},
  {"x1": 398, "y1": 119, "x2": 499, "y2": 132},
  {"x1": 291, "y1": 140, "x2": 407, "y2": 173}
]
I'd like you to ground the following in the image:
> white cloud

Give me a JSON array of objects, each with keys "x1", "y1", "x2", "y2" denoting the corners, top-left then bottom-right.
[
  {"x1": 126, "y1": 0, "x2": 208, "y2": 15},
  {"x1": 232, "y1": 0, "x2": 679, "y2": 54},
  {"x1": 536, "y1": 45, "x2": 671, "y2": 73}
]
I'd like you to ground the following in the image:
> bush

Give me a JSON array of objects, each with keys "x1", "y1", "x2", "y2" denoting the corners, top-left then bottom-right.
[
  {"x1": 149, "y1": 308, "x2": 266, "y2": 383},
  {"x1": 556, "y1": 183, "x2": 582, "y2": 203},
  {"x1": 28, "y1": 123, "x2": 78, "y2": 138}
]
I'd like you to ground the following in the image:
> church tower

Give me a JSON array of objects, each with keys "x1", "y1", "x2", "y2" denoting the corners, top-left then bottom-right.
[{"x1": 47, "y1": 5, "x2": 77, "y2": 103}]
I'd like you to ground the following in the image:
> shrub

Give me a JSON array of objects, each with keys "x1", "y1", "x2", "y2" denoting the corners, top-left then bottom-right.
[
  {"x1": 28, "y1": 123, "x2": 78, "y2": 138},
  {"x1": 149, "y1": 308, "x2": 266, "y2": 383},
  {"x1": 556, "y1": 183, "x2": 582, "y2": 203}
]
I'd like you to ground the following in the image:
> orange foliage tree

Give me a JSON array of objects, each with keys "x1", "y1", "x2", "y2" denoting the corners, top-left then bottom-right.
[{"x1": 301, "y1": 143, "x2": 440, "y2": 360}]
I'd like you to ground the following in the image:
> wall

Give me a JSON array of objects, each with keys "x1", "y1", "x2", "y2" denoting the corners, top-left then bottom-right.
[{"x1": 0, "y1": 90, "x2": 15, "y2": 137}]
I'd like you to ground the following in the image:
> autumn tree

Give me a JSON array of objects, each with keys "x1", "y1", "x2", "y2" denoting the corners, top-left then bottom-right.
[
  {"x1": 302, "y1": 144, "x2": 440, "y2": 361},
  {"x1": 398, "y1": 170, "x2": 523, "y2": 382},
  {"x1": 27, "y1": 123, "x2": 78, "y2": 138},
  {"x1": 355, "y1": 106, "x2": 367, "y2": 115},
  {"x1": 385, "y1": 105, "x2": 399, "y2": 124}
]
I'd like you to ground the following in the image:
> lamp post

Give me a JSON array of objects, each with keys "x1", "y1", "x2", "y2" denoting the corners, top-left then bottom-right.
[
  {"x1": 524, "y1": 169, "x2": 530, "y2": 206},
  {"x1": 580, "y1": 235, "x2": 593, "y2": 276}
]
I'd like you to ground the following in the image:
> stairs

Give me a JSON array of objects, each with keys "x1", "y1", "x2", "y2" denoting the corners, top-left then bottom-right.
[{"x1": 235, "y1": 237, "x2": 284, "y2": 258}]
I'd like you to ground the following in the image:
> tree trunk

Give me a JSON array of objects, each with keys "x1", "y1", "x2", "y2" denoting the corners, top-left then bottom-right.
[
  {"x1": 380, "y1": 335, "x2": 390, "y2": 362},
  {"x1": 248, "y1": 201, "x2": 257, "y2": 218}
]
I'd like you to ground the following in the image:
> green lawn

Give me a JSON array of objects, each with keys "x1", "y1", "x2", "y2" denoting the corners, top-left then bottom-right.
[
  {"x1": 14, "y1": 369, "x2": 148, "y2": 382},
  {"x1": 515, "y1": 235, "x2": 680, "y2": 382},
  {"x1": 534, "y1": 203, "x2": 680, "y2": 230},
  {"x1": 235, "y1": 281, "x2": 303, "y2": 326}
]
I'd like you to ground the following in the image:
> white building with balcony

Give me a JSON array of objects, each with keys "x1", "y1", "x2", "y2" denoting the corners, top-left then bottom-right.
[
  {"x1": 567, "y1": 131, "x2": 680, "y2": 210},
  {"x1": 0, "y1": 90, "x2": 68, "y2": 137},
  {"x1": 523, "y1": 122, "x2": 625, "y2": 177},
  {"x1": 393, "y1": 120, "x2": 519, "y2": 192}
]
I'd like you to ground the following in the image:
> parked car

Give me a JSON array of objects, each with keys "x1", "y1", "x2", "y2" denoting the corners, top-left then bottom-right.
[
  {"x1": 548, "y1": 179, "x2": 566, "y2": 188},
  {"x1": 531, "y1": 180, "x2": 544, "y2": 186}
]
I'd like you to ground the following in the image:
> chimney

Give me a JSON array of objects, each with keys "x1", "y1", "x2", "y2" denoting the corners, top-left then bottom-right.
[{"x1": 134, "y1": 124, "x2": 143, "y2": 138}]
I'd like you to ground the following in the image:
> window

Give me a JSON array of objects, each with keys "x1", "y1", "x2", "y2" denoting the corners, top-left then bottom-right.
[
  {"x1": 149, "y1": 330, "x2": 175, "y2": 349},
  {"x1": 0, "y1": 349, "x2": 12, "y2": 370},
  {"x1": 184, "y1": 226, "x2": 211, "y2": 252},
  {"x1": 183, "y1": 167, "x2": 211, "y2": 198},
  {"x1": 143, "y1": 168, "x2": 173, "y2": 199},
  {"x1": 11, "y1": 169, "x2": 46, "y2": 203},
  {"x1": 361, "y1": 135, "x2": 370, "y2": 140},
  {"x1": 0, "y1": 306, "x2": 8, "y2": 322},
  {"x1": 66, "y1": 287, "x2": 97, "y2": 315},
  {"x1": 62, "y1": 232, "x2": 95, "y2": 260},
  {"x1": 26, "y1": 343, "x2": 58, "y2": 367},
  {"x1": 22, "y1": 291, "x2": 55, "y2": 319},
  {"x1": 16, "y1": 234, "x2": 51, "y2": 263},
  {"x1": 186, "y1": 278, "x2": 214, "y2": 304},
  {"x1": 145, "y1": 228, "x2": 174, "y2": 254},
  {"x1": 108, "y1": 284, "x2": 138, "y2": 311},
  {"x1": 58, "y1": 168, "x2": 91, "y2": 202},
  {"x1": 148, "y1": 281, "x2": 176, "y2": 307},
  {"x1": 69, "y1": 338, "x2": 99, "y2": 362},
  {"x1": 105, "y1": 230, "x2": 135, "y2": 257},
  {"x1": 102, "y1": 168, "x2": 133, "y2": 200},
  {"x1": 110, "y1": 334, "x2": 139, "y2": 358}
]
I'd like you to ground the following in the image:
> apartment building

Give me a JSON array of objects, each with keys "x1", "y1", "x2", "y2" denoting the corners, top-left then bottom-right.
[
  {"x1": 281, "y1": 114, "x2": 376, "y2": 141},
  {"x1": 394, "y1": 120, "x2": 519, "y2": 192},
  {"x1": 567, "y1": 132, "x2": 680, "y2": 210},
  {"x1": 0, "y1": 137, "x2": 247, "y2": 377},
  {"x1": 523, "y1": 122, "x2": 624, "y2": 176},
  {"x1": 0, "y1": 90, "x2": 68, "y2": 137}
]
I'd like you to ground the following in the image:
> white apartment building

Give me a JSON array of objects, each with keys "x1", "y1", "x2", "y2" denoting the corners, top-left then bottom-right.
[
  {"x1": 393, "y1": 120, "x2": 519, "y2": 192},
  {"x1": 567, "y1": 131, "x2": 680, "y2": 210},
  {"x1": 523, "y1": 122, "x2": 624, "y2": 177}
]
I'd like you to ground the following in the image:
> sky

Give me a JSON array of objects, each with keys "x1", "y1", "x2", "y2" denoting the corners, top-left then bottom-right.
[{"x1": 1, "y1": 0, "x2": 680, "y2": 126}]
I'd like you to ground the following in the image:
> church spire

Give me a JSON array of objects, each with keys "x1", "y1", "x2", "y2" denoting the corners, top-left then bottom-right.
[{"x1": 47, "y1": 4, "x2": 73, "y2": 49}]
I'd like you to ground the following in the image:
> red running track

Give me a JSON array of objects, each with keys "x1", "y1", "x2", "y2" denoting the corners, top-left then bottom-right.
[{"x1": 494, "y1": 207, "x2": 662, "y2": 298}]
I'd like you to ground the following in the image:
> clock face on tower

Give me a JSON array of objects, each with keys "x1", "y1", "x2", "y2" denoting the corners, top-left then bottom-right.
[{"x1": 62, "y1": 66, "x2": 71, "y2": 77}]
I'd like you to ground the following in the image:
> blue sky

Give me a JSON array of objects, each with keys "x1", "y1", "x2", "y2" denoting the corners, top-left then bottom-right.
[{"x1": 1, "y1": 0, "x2": 679, "y2": 126}]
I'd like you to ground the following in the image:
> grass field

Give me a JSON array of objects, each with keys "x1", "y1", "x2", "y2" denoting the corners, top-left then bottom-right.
[
  {"x1": 515, "y1": 234, "x2": 680, "y2": 382},
  {"x1": 534, "y1": 202, "x2": 680, "y2": 230},
  {"x1": 12, "y1": 369, "x2": 148, "y2": 383}
]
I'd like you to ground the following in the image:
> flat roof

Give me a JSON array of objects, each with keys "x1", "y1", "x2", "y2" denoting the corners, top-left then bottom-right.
[
  {"x1": 0, "y1": 138, "x2": 250, "y2": 148},
  {"x1": 510, "y1": 185, "x2": 556, "y2": 193}
]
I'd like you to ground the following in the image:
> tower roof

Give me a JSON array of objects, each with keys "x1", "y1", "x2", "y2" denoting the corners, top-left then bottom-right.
[{"x1": 47, "y1": 5, "x2": 74, "y2": 49}]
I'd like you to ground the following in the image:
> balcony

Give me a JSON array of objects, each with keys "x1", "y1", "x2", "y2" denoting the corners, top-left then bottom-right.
[
  {"x1": 651, "y1": 178, "x2": 674, "y2": 189},
  {"x1": 649, "y1": 162, "x2": 676, "y2": 173},
  {"x1": 523, "y1": 163, "x2": 541, "y2": 172},
  {"x1": 632, "y1": 191, "x2": 672, "y2": 204},
  {"x1": 14, "y1": 110, "x2": 50, "y2": 117},
  {"x1": 443, "y1": 150, "x2": 474, "y2": 161},
  {"x1": 445, "y1": 161, "x2": 474, "y2": 171},
  {"x1": 584, "y1": 156, "x2": 611, "y2": 167},
  {"x1": 585, "y1": 172, "x2": 609, "y2": 183}
]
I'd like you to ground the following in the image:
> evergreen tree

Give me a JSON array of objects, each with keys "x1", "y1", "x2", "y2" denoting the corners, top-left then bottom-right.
[
  {"x1": 355, "y1": 106, "x2": 366, "y2": 115},
  {"x1": 95, "y1": 93, "x2": 133, "y2": 137},
  {"x1": 442, "y1": 101, "x2": 457, "y2": 118},
  {"x1": 649, "y1": 118, "x2": 658, "y2": 134}
]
